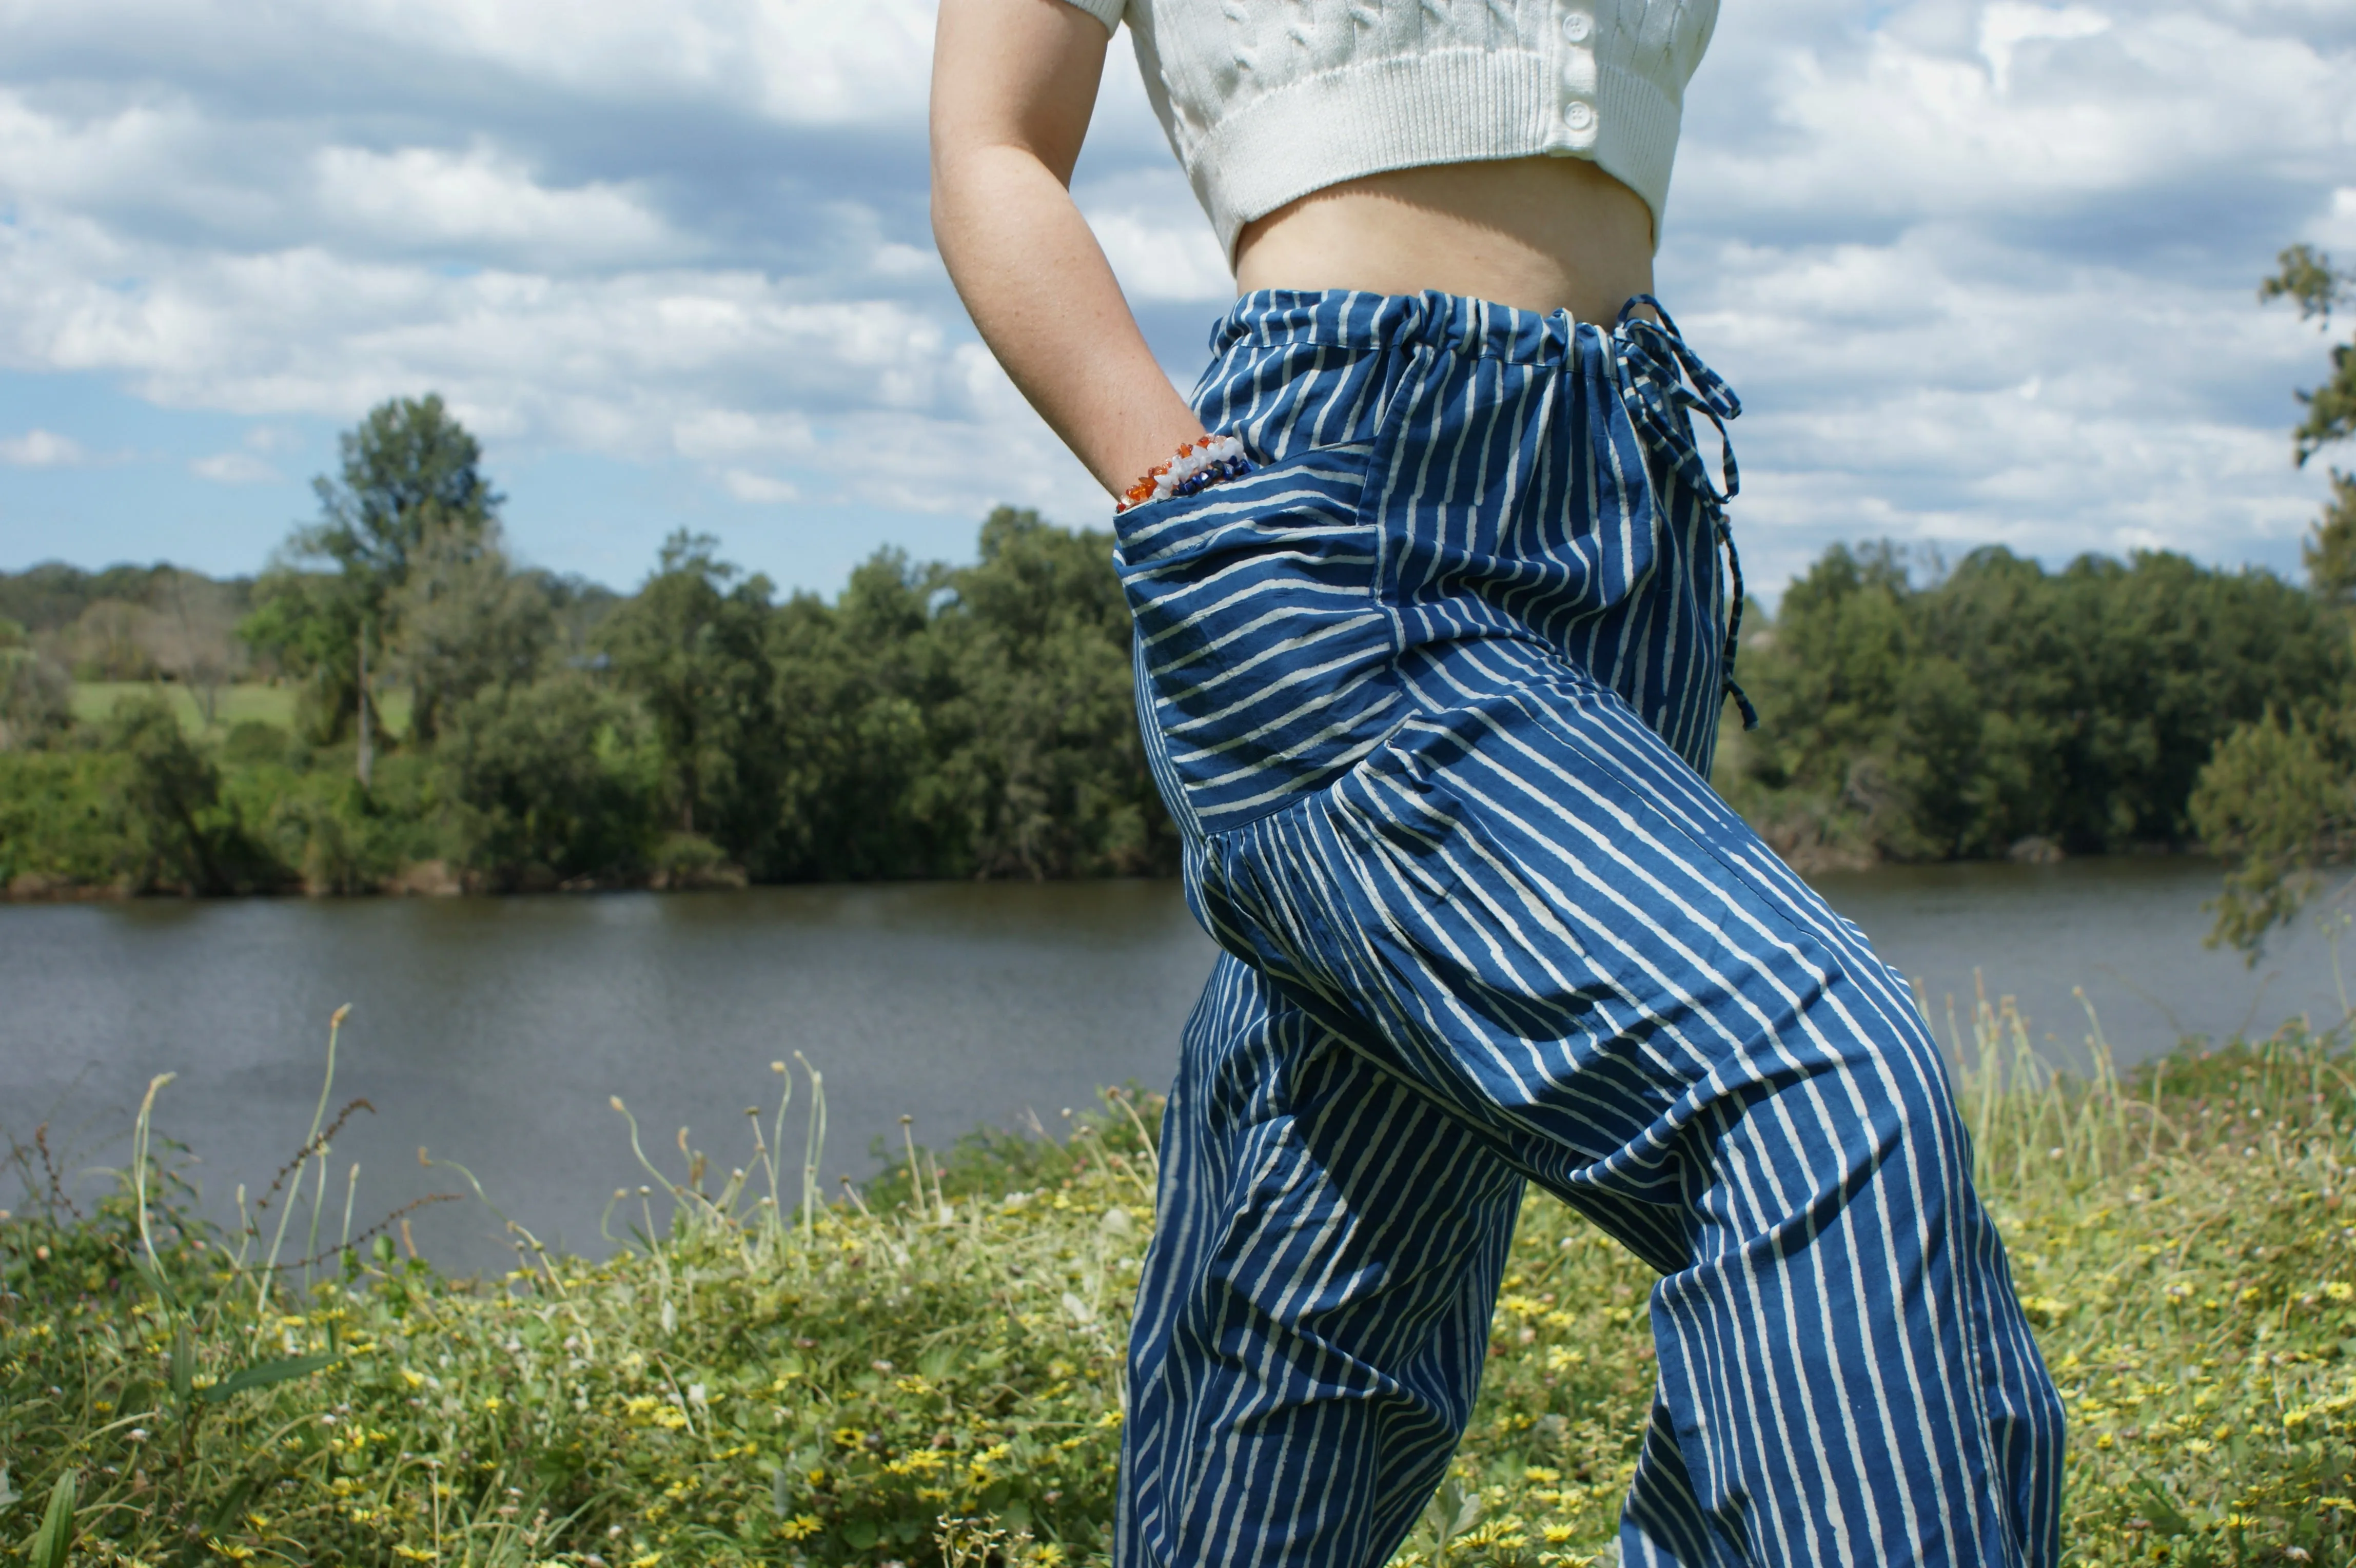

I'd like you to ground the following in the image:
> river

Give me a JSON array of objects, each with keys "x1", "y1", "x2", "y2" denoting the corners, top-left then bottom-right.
[{"x1": 3, "y1": 859, "x2": 2345, "y2": 1273}]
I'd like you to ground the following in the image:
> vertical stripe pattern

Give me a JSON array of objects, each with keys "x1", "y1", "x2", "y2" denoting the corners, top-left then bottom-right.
[{"x1": 1113, "y1": 290, "x2": 2065, "y2": 1568}]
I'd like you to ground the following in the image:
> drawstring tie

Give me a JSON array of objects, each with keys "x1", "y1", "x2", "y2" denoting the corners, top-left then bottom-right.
[{"x1": 1613, "y1": 295, "x2": 1758, "y2": 732}]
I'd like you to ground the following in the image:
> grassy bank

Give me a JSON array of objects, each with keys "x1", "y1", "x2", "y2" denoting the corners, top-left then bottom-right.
[{"x1": 6, "y1": 995, "x2": 2356, "y2": 1567}]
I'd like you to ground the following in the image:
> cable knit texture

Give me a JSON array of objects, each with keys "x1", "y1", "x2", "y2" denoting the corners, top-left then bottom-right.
[{"x1": 1061, "y1": 0, "x2": 1718, "y2": 260}]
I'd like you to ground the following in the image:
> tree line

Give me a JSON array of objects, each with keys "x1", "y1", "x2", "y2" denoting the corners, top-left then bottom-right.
[
  {"x1": 1719, "y1": 542, "x2": 2348, "y2": 867},
  {"x1": 5, "y1": 244, "x2": 2354, "y2": 957},
  {"x1": 0, "y1": 396, "x2": 1172, "y2": 895}
]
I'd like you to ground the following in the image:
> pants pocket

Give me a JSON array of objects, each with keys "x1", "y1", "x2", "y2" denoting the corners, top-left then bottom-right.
[{"x1": 1114, "y1": 443, "x2": 1405, "y2": 836}]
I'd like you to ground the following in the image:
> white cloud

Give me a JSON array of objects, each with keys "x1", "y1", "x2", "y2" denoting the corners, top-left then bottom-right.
[
  {"x1": 1978, "y1": 4, "x2": 2112, "y2": 96},
  {"x1": 721, "y1": 468, "x2": 797, "y2": 504},
  {"x1": 0, "y1": 428, "x2": 88, "y2": 467},
  {"x1": 191, "y1": 450, "x2": 279, "y2": 484},
  {"x1": 2318, "y1": 186, "x2": 2356, "y2": 249},
  {"x1": 1084, "y1": 207, "x2": 1233, "y2": 303},
  {"x1": 0, "y1": 0, "x2": 2346, "y2": 594},
  {"x1": 311, "y1": 145, "x2": 677, "y2": 265}
]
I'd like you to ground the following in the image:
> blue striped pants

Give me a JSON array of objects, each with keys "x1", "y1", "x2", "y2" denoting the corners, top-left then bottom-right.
[{"x1": 1110, "y1": 291, "x2": 2064, "y2": 1568}]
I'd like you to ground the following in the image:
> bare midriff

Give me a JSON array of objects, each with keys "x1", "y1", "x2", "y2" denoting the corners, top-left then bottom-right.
[{"x1": 1231, "y1": 155, "x2": 1657, "y2": 326}]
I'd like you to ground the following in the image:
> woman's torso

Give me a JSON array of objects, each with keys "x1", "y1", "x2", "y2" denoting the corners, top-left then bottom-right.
[{"x1": 1230, "y1": 155, "x2": 1658, "y2": 324}]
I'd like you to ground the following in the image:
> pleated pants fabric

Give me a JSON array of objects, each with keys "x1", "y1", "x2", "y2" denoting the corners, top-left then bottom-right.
[{"x1": 1108, "y1": 290, "x2": 2065, "y2": 1568}]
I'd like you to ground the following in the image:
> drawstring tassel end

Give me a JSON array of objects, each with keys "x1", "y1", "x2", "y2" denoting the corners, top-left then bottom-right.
[{"x1": 1725, "y1": 676, "x2": 1759, "y2": 732}]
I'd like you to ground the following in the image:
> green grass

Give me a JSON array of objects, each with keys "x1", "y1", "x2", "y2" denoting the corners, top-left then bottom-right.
[
  {"x1": 6, "y1": 992, "x2": 2356, "y2": 1566},
  {"x1": 68, "y1": 683, "x2": 414, "y2": 738}
]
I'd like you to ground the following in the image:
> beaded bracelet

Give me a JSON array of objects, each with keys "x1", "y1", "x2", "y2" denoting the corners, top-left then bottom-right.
[{"x1": 1116, "y1": 433, "x2": 1252, "y2": 513}]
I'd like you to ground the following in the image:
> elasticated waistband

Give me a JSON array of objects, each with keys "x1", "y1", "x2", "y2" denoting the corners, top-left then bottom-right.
[{"x1": 1211, "y1": 288, "x2": 1615, "y2": 367}]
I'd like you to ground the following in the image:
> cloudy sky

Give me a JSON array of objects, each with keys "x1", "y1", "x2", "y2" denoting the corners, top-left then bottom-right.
[{"x1": 0, "y1": 0, "x2": 2350, "y2": 600}]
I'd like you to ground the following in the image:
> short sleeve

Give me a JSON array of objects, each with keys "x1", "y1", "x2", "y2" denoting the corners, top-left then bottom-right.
[{"x1": 1059, "y1": 0, "x2": 1125, "y2": 33}]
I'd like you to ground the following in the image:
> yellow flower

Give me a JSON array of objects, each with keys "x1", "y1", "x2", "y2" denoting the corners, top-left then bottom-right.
[
  {"x1": 1543, "y1": 1525, "x2": 1576, "y2": 1545},
  {"x1": 780, "y1": 1515, "x2": 823, "y2": 1540},
  {"x1": 482, "y1": 1396, "x2": 501, "y2": 1413},
  {"x1": 391, "y1": 1550, "x2": 437, "y2": 1563},
  {"x1": 1524, "y1": 1465, "x2": 1562, "y2": 1483},
  {"x1": 630, "y1": 1554, "x2": 663, "y2": 1568},
  {"x1": 1097, "y1": 1410, "x2": 1124, "y2": 1429},
  {"x1": 2184, "y1": 1438, "x2": 2215, "y2": 1456},
  {"x1": 833, "y1": 1426, "x2": 865, "y2": 1448},
  {"x1": 2327, "y1": 1282, "x2": 2354, "y2": 1303},
  {"x1": 209, "y1": 1544, "x2": 257, "y2": 1562},
  {"x1": 401, "y1": 1369, "x2": 426, "y2": 1388},
  {"x1": 1033, "y1": 1546, "x2": 1066, "y2": 1567}
]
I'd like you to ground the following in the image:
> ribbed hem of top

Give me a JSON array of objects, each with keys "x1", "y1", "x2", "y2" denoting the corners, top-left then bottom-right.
[
  {"x1": 1189, "y1": 50, "x2": 1683, "y2": 263},
  {"x1": 1058, "y1": 0, "x2": 1124, "y2": 34}
]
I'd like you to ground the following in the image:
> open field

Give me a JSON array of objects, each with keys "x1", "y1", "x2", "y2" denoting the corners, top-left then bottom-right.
[
  {"x1": 69, "y1": 681, "x2": 413, "y2": 737},
  {"x1": 5, "y1": 995, "x2": 2355, "y2": 1566}
]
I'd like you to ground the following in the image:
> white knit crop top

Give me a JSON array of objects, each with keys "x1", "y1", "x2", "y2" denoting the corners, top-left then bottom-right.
[{"x1": 1061, "y1": 0, "x2": 1718, "y2": 262}]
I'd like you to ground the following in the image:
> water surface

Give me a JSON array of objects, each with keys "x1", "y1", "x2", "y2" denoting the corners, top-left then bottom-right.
[{"x1": 2, "y1": 860, "x2": 2340, "y2": 1272}]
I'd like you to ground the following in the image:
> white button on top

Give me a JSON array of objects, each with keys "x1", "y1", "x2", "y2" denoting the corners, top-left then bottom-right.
[
  {"x1": 1561, "y1": 11, "x2": 1593, "y2": 43},
  {"x1": 1562, "y1": 100, "x2": 1595, "y2": 130}
]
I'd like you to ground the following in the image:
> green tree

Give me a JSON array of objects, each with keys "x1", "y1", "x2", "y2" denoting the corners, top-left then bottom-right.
[
  {"x1": 1727, "y1": 542, "x2": 2346, "y2": 866},
  {"x1": 2191, "y1": 711, "x2": 2356, "y2": 952},
  {"x1": 99, "y1": 697, "x2": 280, "y2": 893},
  {"x1": 243, "y1": 395, "x2": 510, "y2": 761},
  {"x1": 929, "y1": 508, "x2": 1176, "y2": 878},
  {"x1": 756, "y1": 513, "x2": 1181, "y2": 883},
  {"x1": 2190, "y1": 246, "x2": 2356, "y2": 952},
  {"x1": 386, "y1": 516, "x2": 553, "y2": 740},
  {"x1": 598, "y1": 531, "x2": 782, "y2": 863},
  {"x1": 302, "y1": 394, "x2": 502, "y2": 601},
  {"x1": 2301, "y1": 469, "x2": 2356, "y2": 606},
  {"x1": 239, "y1": 571, "x2": 364, "y2": 747},
  {"x1": 2262, "y1": 243, "x2": 2356, "y2": 466},
  {"x1": 763, "y1": 550, "x2": 956, "y2": 880},
  {"x1": 437, "y1": 677, "x2": 657, "y2": 888},
  {"x1": 0, "y1": 645, "x2": 71, "y2": 752}
]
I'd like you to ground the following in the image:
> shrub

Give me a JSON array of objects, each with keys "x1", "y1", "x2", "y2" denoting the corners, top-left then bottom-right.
[
  {"x1": 437, "y1": 677, "x2": 659, "y2": 888},
  {"x1": 0, "y1": 649, "x2": 71, "y2": 752}
]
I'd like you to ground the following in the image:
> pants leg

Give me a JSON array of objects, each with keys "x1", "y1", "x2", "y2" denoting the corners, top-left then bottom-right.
[
  {"x1": 1114, "y1": 289, "x2": 2063, "y2": 1568},
  {"x1": 1195, "y1": 641, "x2": 2065, "y2": 1568},
  {"x1": 1118, "y1": 953, "x2": 1526, "y2": 1568}
]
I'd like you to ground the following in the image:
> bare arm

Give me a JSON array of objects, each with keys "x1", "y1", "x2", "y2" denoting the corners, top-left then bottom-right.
[{"x1": 930, "y1": 0, "x2": 1205, "y2": 499}]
